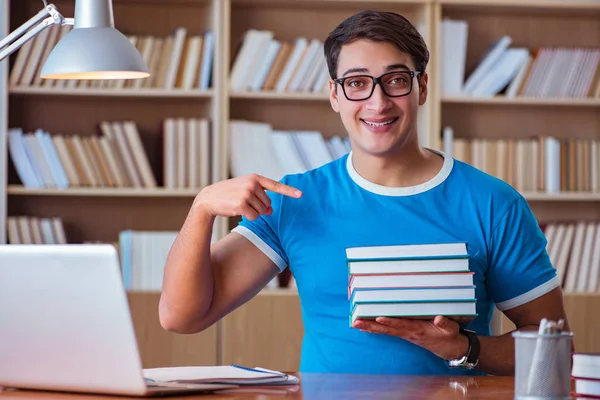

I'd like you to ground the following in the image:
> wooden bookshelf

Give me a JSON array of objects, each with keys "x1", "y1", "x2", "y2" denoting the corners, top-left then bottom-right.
[
  {"x1": 6, "y1": 185, "x2": 200, "y2": 197},
  {"x1": 442, "y1": 96, "x2": 600, "y2": 108},
  {"x1": 9, "y1": 86, "x2": 214, "y2": 98},
  {"x1": 2, "y1": 0, "x2": 600, "y2": 369}
]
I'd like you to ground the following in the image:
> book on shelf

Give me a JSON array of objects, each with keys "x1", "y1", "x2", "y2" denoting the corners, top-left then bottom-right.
[
  {"x1": 572, "y1": 353, "x2": 600, "y2": 398},
  {"x1": 229, "y1": 119, "x2": 350, "y2": 181},
  {"x1": 6, "y1": 215, "x2": 67, "y2": 245},
  {"x1": 8, "y1": 25, "x2": 215, "y2": 91},
  {"x1": 542, "y1": 220, "x2": 600, "y2": 294},
  {"x1": 439, "y1": 19, "x2": 600, "y2": 99},
  {"x1": 345, "y1": 242, "x2": 477, "y2": 325},
  {"x1": 7, "y1": 118, "x2": 212, "y2": 191},
  {"x1": 229, "y1": 29, "x2": 330, "y2": 95},
  {"x1": 445, "y1": 129, "x2": 600, "y2": 194},
  {"x1": 119, "y1": 228, "x2": 217, "y2": 291}
]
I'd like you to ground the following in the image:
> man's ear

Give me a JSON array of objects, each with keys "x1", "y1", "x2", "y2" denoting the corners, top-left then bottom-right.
[
  {"x1": 329, "y1": 80, "x2": 340, "y2": 113},
  {"x1": 418, "y1": 72, "x2": 428, "y2": 106}
]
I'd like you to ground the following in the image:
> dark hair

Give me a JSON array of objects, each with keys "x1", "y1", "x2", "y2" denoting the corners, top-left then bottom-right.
[{"x1": 324, "y1": 9, "x2": 430, "y2": 79}]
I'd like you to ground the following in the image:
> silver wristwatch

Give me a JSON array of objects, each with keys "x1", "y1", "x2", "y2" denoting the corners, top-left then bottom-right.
[{"x1": 448, "y1": 328, "x2": 480, "y2": 370}]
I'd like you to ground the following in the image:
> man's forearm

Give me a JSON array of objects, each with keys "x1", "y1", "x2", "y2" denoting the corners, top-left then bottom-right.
[{"x1": 475, "y1": 325, "x2": 538, "y2": 376}]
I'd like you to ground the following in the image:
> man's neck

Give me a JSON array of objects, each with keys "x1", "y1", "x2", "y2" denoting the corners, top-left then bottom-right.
[{"x1": 351, "y1": 143, "x2": 444, "y2": 188}]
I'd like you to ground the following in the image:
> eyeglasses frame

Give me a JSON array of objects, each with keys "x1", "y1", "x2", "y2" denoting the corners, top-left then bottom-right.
[{"x1": 333, "y1": 70, "x2": 421, "y2": 101}]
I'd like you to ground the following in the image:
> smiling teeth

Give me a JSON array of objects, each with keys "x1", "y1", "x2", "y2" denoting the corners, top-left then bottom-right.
[{"x1": 364, "y1": 119, "x2": 395, "y2": 127}]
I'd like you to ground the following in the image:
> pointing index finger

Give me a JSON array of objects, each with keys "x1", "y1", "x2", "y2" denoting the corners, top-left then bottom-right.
[{"x1": 257, "y1": 176, "x2": 302, "y2": 198}]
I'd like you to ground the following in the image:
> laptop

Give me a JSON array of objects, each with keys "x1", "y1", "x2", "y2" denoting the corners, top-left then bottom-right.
[{"x1": 0, "y1": 244, "x2": 235, "y2": 396}]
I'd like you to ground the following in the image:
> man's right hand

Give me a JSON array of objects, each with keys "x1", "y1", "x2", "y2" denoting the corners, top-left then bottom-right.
[{"x1": 192, "y1": 174, "x2": 302, "y2": 220}]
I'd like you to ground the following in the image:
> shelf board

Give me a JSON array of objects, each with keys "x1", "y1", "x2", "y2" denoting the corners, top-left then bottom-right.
[
  {"x1": 522, "y1": 192, "x2": 600, "y2": 201},
  {"x1": 230, "y1": 91, "x2": 329, "y2": 101},
  {"x1": 6, "y1": 186, "x2": 199, "y2": 197},
  {"x1": 442, "y1": 96, "x2": 600, "y2": 107},
  {"x1": 9, "y1": 186, "x2": 600, "y2": 201},
  {"x1": 439, "y1": 0, "x2": 600, "y2": 10},
  {"x1": 9, "y1": 86, "x2": 213, "y2": 98}
]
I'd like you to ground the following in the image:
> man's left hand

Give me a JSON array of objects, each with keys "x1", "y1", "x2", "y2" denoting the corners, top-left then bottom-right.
[{"x1": 352, "y1": 315, "x2": 469, "y2": 361}]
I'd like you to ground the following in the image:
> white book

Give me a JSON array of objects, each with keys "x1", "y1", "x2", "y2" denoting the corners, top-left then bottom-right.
[
  {"x1": 442, "y1": 126, "x2": 453, "y2": 157},
  {"x1": 302, "y1": 48, "x2": 325, "y2": 92},
  {"x1": 564, "y1": 221, "x2": 587, "y2": 292},
  {"x1": 470, "y1": 48, "x2": 529, "y2": 97},
  {"x1": 287, "y1": 39, "x2": 321, "y2": 92},
  {"x1": 312, "y1": 64, "x2": 331, "y2": 93},
  {"x1": 349, "y1": 272, "x2": 474, "y2": 293},
  {"x1": 350, "y1": 286, "x2": 476, "y2": 304},
  {"x1": 576, "y1": 223, "x2": 596, "y2": 292},
  {"x1": 180, "y1": 36, "x2": 202, "y2": 90},
  {"x1": 346, "y1": 242, "x2": 468, "y2": 260},
  {"x1": 248, "y1": 122, "x2": 285, "y2": 181},
  {"x1": 275, "y1": 38, "x2": 308, "y2": 92},
  {"x1": 506, "y1": 53, "x2": 532, "y2": 98},
  {"x1": 351, "y1": 300, "x2": 477, "y2": 324},
  {"x1": 163, "y1": 119, "x2": 177, "y2": 189},
  {"x1": 441, "y1": 19, "x2": 468, "y2": 95},
  {"x1": 36, "y1": 129, "x2": 69, "y2": 189},
  {"x1": 328, "y1": 136, "x2": 349, "y2": 159},
  {"x1": 463, "y1": 35, "x2": 512, "y2": 94},
  {"x1": 133, "y1": 36, "x2": 155, "y2": 89},
  {"x1": 545, "y1": 137, "x2": 561, "y2": 193},
  {"x1": 39, "y1": 218, "x2": 57, "y2": 244},
  {"x1": 122, "y1": 121, "x2": 157, "y2": 188},
  {"x1": 555, "y1": 224, "x2": 575, "y2": 287},
  {"x1": 187, "y1": 119, "x2": 199, "y2": 188},
  {"x1": 543, "y1": 223, "x2": 557, "y2": 263},
  {"x1": 229, "y1": 30, "x2": 266, "y2": 92},
  {"x1": 164, "y1": 27, "x2": 187, "y2": 89},
  {"x1": 249, "y1": 39, "x2": 281, "y2": 92},
  {"x1": 7, "y1": 128, "x2": 43, "y2": 188},
  {"x1": 587, "y1": 223, "x2": 600, "y2": 293},
  {"x1": 175, "y1": 118, "x2": 187, "y2": 188},
  {"x1": 198, "y1": 31, "x2": 215, "y2": 89},
  {"x1": 242, "y1": 31, "x2": 275, "y2": 91},
  {"x1": 24, "y1": 133, "x2": 56, "y2": 187},
  {"x1": 271, "y1": 131, "x2": 307, "y2": 176},
  {"x1": 349, "y1": 257, "x2": 469, "y2": 275},
  {"x1": 291, "y1": 131, "x2": 333, "y2": 170},
  {"x1": 198, "y1": 118, "x2": 211, "y2": 188},
  {"x1": 548, "y1": 223, "x2": 564, "y2": 268}
]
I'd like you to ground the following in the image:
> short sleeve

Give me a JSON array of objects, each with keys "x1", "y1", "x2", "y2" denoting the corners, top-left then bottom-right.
[
  {"x1": 230, "y1": 178, "x2": 289, "y2": 272},
  {"x1": 486, "y1": 196, "x2": 559, "y2": 311}
]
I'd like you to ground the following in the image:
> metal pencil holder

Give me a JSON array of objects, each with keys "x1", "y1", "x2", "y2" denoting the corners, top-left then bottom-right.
[{"x1": 512, "y1": 330, "x2": 573, "y2": 400}]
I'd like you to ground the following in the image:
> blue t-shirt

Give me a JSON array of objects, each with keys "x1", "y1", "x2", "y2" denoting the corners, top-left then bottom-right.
[{"x1": 232, "y1": 150, "x2": 558, "y2": 375}]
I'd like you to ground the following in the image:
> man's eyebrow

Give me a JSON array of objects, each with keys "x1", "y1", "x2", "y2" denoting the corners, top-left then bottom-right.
[
  {"x1": 341, "y1": 64, "x2": 412, "y2": 77},
  {"x1": 386, "y1": 63, "x2": 411, "y2": 71},
  {"x1": 341, "y1": 67, "x2": 368, "y2": 77}
]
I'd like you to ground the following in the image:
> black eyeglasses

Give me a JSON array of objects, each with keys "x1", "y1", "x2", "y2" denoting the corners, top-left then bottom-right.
[{"x1": 334, "y1": 70, "x2": 420, "y2": 101}]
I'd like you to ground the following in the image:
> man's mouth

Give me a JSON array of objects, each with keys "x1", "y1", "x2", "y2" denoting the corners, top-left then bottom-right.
[{"x1": 360, "y1": 117, "x2": 399, "y2": 127}]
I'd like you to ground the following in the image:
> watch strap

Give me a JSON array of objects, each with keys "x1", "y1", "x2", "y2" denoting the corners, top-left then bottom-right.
[{"x1": 459, "y1": 327, "x2": 480, "y2": 365}]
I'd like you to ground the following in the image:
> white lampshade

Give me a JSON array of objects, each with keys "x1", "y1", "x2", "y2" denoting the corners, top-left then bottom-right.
[{"x1": 40, "y1": 0, "x2": 149, "y2": 80}]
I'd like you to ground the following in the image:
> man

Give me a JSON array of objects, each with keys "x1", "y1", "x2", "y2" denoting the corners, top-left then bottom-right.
[{"x1": 159, "y1": 10, "x2": 569, "y2": 376}]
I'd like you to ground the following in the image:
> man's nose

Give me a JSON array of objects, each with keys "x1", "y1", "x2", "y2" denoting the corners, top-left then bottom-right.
[{"x1": 365, "y1": 84, "x2": 392, "y2": 113}]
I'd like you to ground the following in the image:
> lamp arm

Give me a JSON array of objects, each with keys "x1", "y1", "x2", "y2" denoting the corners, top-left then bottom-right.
[{"x1": 0, "y1": 3, "x2": 72, "y2": 62}]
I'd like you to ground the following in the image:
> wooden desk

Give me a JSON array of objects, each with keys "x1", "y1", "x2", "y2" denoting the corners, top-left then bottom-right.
[{"x1": 0, "y1": 374, "x2": 516, "y2": 399}]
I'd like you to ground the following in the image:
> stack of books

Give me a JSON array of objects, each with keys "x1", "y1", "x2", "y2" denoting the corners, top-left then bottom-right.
[
  {"x1": 346, "y1": 242, "x2": 477, "y2": 325},
  {"x1": 572, "y1": 353, "x2": 600, "y2": 398}
]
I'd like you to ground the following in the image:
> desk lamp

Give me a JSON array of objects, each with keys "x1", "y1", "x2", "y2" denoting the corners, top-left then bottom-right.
[{"x1": 0, "y1": 0, "x2": 149, "y2": 80}]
